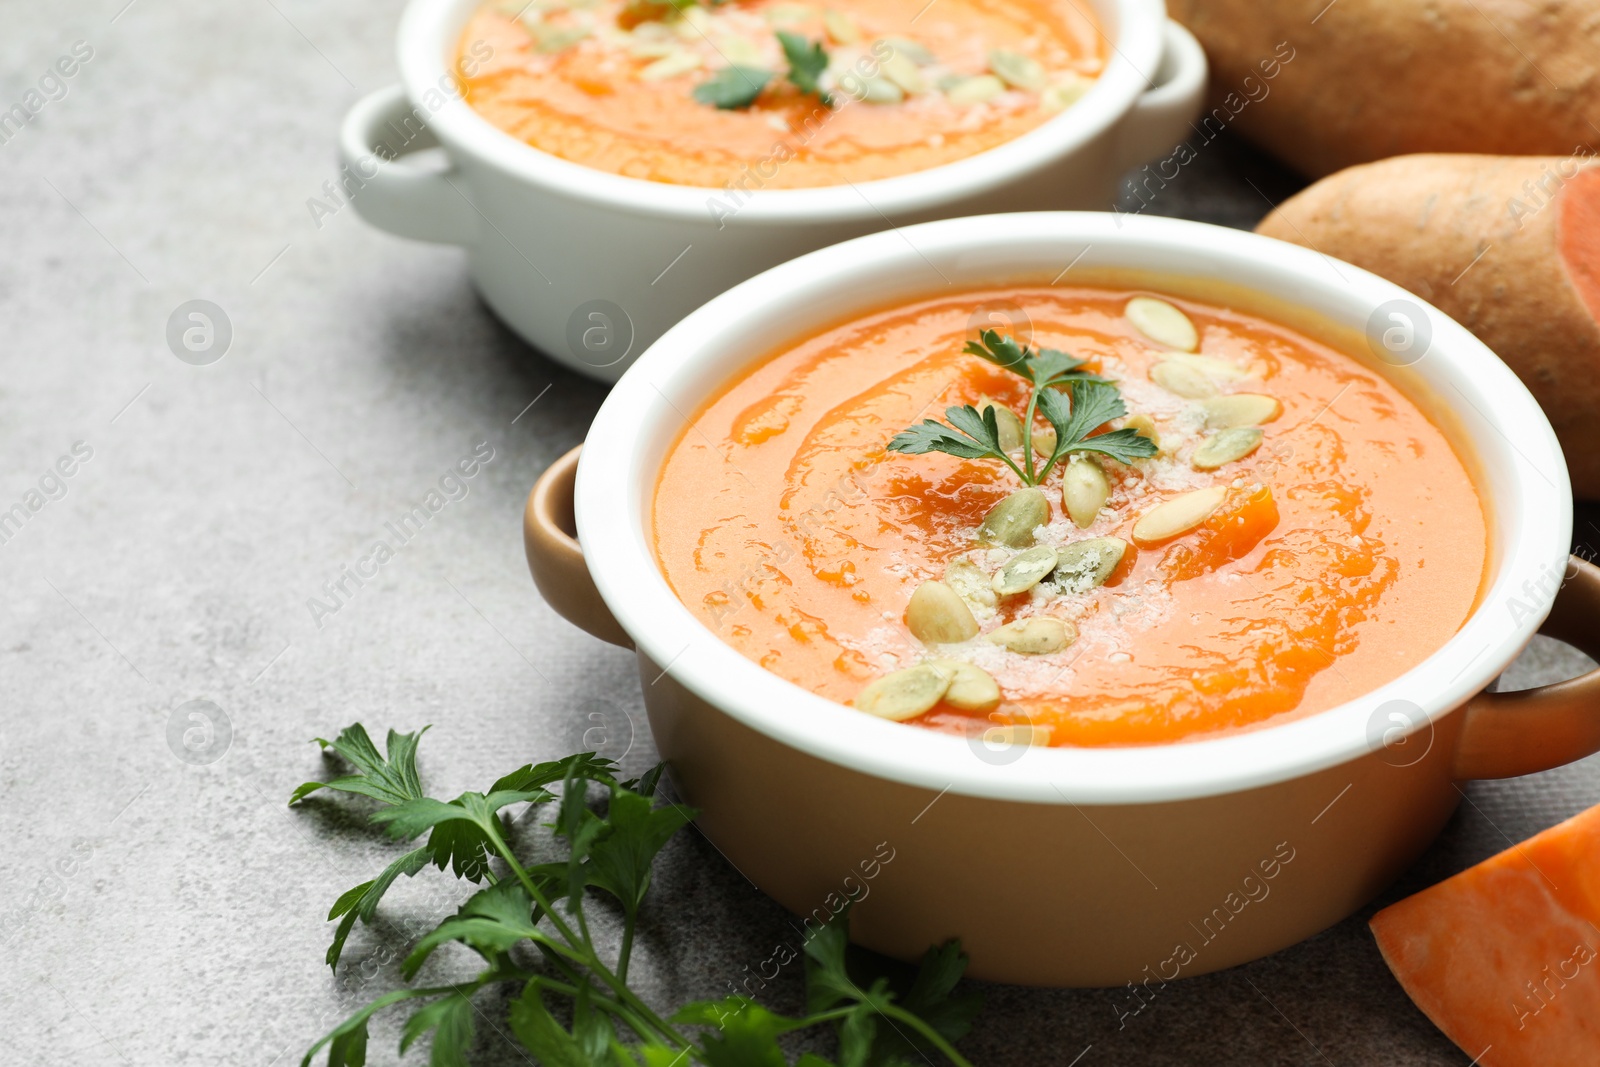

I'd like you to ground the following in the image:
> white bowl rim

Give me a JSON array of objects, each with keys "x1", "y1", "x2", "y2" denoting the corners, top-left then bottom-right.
[
  {"x1": 395, "y1": 0, "x2": 1168, "y2": 222},
  {"x1": 575, "y1": 211, "x2": 1573, "y2": 804}
]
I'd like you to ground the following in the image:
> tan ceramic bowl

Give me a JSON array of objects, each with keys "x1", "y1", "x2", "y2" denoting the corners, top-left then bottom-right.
[{"x1": 524, "y1": 212, "x2": 1600, "y2": 987}]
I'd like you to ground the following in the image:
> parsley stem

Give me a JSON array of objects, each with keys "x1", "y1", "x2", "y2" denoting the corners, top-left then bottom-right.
[
  {"x1": 482, "y1": 817, "x2": 584, "y2": 947},
  {"x1": 880, "y1": 1003, "x2": 978, "y2": 1067},
  {"x1": 575, "y1": 902, "x2": 594, "y2": 952},
  {"x1": 481, "y1": 816, "x2": 691, "y2": 1050},
  {"x1": 532, "y1": 976, "x2": 664, "y2": 1045},
  {"x1": 1021, "y1": 386, "x2": 1042, "y2": 485},
  {"x1": 993, "y1": 448, "x2": 1031, "y2": 486},
  {"x1": 1035, "y1": 444, "x2": 1067, "y2": 485},
  {"x1": 618, "y1": 915, "x2": 637, "y2": 982}
]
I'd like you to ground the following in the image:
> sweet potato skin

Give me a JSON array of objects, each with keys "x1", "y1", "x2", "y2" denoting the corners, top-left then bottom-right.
[
  {"x1": 1168, "y1": 0, "x2": 1600, "y2": 177},
  {"x1": 1256, "y1": 153, "x2": 1600, "y2": 498}
]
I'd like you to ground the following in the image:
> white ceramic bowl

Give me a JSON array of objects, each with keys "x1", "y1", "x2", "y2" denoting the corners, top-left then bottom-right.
[
  {"x1": 339, "y1": 0, "x2": 1206, "y2": 380},
  {"x1": 525, "y1": 212, "x2": 1600, "y2": 986}
]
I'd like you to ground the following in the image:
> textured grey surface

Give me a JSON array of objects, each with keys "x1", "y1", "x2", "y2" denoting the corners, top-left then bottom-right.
[{"x1": 3, "y1": 2, "x2": 1599, "y2": 1065}]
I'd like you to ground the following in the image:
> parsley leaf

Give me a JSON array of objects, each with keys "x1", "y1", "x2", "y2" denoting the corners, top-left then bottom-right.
[
  {"x1": 890, "y1": 327, "x2": 1152, "y2": 486},
  {"x1": 402, "y1": 883, "x2": 544, "y2": 979},
  {"x1": 510, "y1": 983, "x2": 601, "y2": 1067},
  {"x1": 1035, "y1": 378, "x2": 1158, "y2": 481},
  {"x1": 323, "y1": 847, "x2": 430, "y2": 970},
  {"x1": 777, "y1": 30, "x2": 833, "y2": 104},
  {"x1": 676, "y1": 998, "x2": 805, "y2": 1067},
  {"x1": 887, "y1": 404, "x2": 1031, "y2": 483},
  {"x1": 398, "y1": 992, "x2": 476, "y2": 1067},
  {"x1": 289, "y1": 723, "x2": 428, "y2": 807},
  {"x1": 692, "y1": 65, "x2": 774, "y2": 109},
  {"x1": 962, "y1": 329, "x2": 1107, "y2": 390},
  {"x1": 870, "y1": 941, "x2": 984, "y2": 1062},
  {"x1": 802, "y1": 908, "x2": 984, "y2": 1067},
  {"x1": 585, "y1": 786, "x2": 695, "y2": 919}
]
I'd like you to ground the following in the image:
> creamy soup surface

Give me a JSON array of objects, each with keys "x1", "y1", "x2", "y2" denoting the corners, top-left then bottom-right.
[
  {"x1": 652, "y1": 287, "x2": 1488, "y2": 747},
  {"x1": 456, "y1": 0, "x2": 1104, "y2": 187}
]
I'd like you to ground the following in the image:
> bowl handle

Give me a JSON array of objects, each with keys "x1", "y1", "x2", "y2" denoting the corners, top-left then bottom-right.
[
  {"x1": 1454, "y1": 556, "x2": 1600, "y2": 780},
  {"x1": 338, "y1": 85, "x2": 477, "y2": 245},
  {"x1": 1109, "y1": 19, "x2": 1208, "y2": 177},
  {"x1": 523, "y1": 446, "x2": 633, "y2": 648}
]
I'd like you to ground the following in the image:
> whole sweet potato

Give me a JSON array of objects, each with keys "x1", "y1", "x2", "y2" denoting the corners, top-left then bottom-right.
[
  {"x1": 1256, "y1": 153, "x2": 1600, "y2": 497},
  {"x1": 1168, "y1": 0, "x2": 1600, "y2": 177}
]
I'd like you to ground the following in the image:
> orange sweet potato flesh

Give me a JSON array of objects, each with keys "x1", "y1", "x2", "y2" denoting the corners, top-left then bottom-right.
[
  {"x1": 1160, "y1": 485, "x2": 1279, "y2": 581},
  {"x1": 1371, "y1": 803, "x2": 1600, "y2": 1065},
  {"x1": 1166, "y1": 0, "x2": 1600, "y2": 177},
  {"x1": 1256, "y1": 154, "x2": 1600, "y2": 498}
]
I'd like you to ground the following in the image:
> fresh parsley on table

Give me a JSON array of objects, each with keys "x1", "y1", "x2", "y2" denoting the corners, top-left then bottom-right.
[{"x1": 291, "y1": 723, "x2": 982, "y2": 1066}]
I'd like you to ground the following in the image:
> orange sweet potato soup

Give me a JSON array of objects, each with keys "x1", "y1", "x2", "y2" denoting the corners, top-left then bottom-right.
[
  {"x1": 652, "y1": 287, "x2": 1488, "y2": 747},
  {"x1": 456, "y1": 0, "x2": 1103, "y2": 187}
]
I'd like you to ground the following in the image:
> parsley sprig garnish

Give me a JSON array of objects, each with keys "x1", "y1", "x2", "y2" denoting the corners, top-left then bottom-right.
[
  {"x1": 888, "y1": 329, "x2": 1157, "y2": 486},
  {"x1": 292, "y1": 723, "x2": 982, "y2": 1067},
  {"x1": 692, "y1": 65, "x2": 773, "y2": 109},
  {"x1": 693, "y1": 30, "x2": 833, "y2": 109},
  {"x1": 776, "y1": 29, "x2": 832, "y2": 105}
]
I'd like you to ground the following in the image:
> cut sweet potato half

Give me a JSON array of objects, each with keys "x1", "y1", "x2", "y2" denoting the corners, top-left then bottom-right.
[{"x1": 1371, "y1": 803, "x2": 1600, "y2": 1065}]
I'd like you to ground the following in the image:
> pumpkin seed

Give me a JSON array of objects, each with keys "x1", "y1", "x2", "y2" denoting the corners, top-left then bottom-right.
[
  {"x1": 1192, "y1": 427, "x2": 1263, "y2": 470},
  {"x1": 1063, "y1": 457, "x2": 1109, "y2": 528},
  {"x1": 1131, "y1": 486, "x2": 1227, "y2": 545},
  {"x1": 978, "y1": 488, "x2": 1050, "y2": 547},
  {"x1": 880, "y1": 50, "x2": 925, "y2": 94},
  {"x1": 988, "y1": 48, "x2": 1046, "y2": 92},
  {"x1": 986, "y1": 617, "x2": 1075, "y2": 655},
  {"x1": 879, "y1": 36, "x2": 934, "y2": 65},
  {"x1": 1052, "y1": 537, "x2": 1126, "y2": 592},
  {"x1": 928, "y1": 660, "x2": 1001, "y2": 711},
  {"x1": 977, "y1": 721, "x2": 1051, "y2": 747},
  {"x1": 945, "y1": 74, "x2": 1006, "y2": 105},
  {"x1": 1164, "y1": 351, "x2": 1251, "y2": 382},
  {"x1": 1198, "y1": 394, "x2": 1282, "y2": 428},
  {"x1": 906, "y1": 580, "x2": 980, "y2": 644},
  {"x1": 716, "y1": 34, "x2": 765, "y2": 66},
  {"x1": 1150, "y1": 359, "x2": 1218, "y2": 399},
  {"x1": 629, "y1": 36, "x2": 681, "y2": 58},
  {"x1": 1123, "y1": 413, "x2": 1161, "y2": 450},
  {"x1": 977, "y1": 397, "x2": 1025, "y2": 451},
  {"x1": 1041, "y1": 75, "x2": 1091, "y2": 112},
  {"x1": 943, "y1": 557, "x2": 998, "y2": 615},
  {"x1": 764, "y1": 3, "x2": 815, "y2": 25},
  {"x1": 629, "y1": 20, "x2": 674, "y2": 41},
  {"x1": 1125, "y1": 296, "x2": 1199, "y2": 351},
  {"x1": 535, "y1": 24, "x2": 591, "y2": 52},
  {"x1": 1032, "y1": 425, "x2": 1057, "y2": 457},
  {"x1": 993, "y1": 545, "x2": 1059, "y2": 596},
  {"x1": 823, "y1": 9, "x2": 860, "y2": 43},
  {"x1": 856, "y1": 664, "x2": 951, "y2": 721},
  {"x1": 855, "y1": 75, "x2": 904, "y2": 104},
  {"x1": 640, "y1": 50, "x2": 701, "y2": 79}
]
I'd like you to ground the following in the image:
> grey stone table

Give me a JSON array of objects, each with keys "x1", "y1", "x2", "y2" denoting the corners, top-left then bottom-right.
[{"x1": 2, "y1": 2, "x2": 1597, "y2": 1064}]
